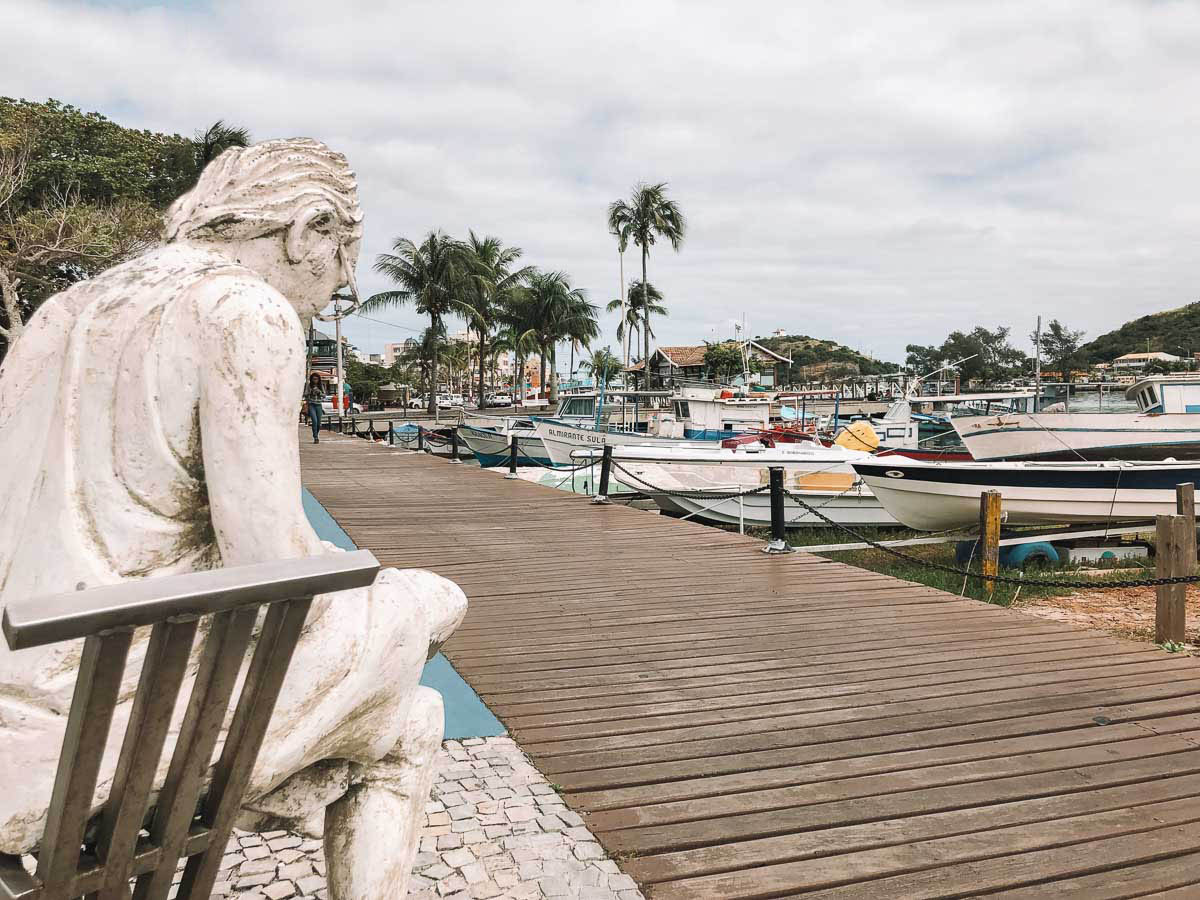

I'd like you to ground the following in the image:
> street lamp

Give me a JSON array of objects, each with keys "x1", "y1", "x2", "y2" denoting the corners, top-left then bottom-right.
[{"x1": 1176, "y1": 347, "x2": 1194, "y2": 371}]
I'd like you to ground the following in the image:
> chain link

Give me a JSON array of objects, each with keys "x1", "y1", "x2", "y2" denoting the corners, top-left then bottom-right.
[
  {"x1": 781, "y1": 487, "x2": 1200, "y2": 589},
  {"x1": 609, "y1": 460, "x2": 774, "y2": 501}
]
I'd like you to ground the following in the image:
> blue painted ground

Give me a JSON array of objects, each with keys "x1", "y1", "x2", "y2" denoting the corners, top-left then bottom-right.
[{"x1": 301, "y1": 488, "x2": 505, "y2": 740}]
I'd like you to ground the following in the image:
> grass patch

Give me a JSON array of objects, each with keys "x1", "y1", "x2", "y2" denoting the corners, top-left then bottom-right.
[{"x1": 745, "y1": 525, "x2": 1153, "y2": 606}]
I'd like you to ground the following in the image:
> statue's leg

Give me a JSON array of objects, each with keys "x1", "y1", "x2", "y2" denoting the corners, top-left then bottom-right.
[{"x1": 323, "y1": 686, "x2": 444, "y2": 900}]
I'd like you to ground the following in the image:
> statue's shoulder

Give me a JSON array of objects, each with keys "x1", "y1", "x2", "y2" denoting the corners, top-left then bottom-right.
[{"x1": 170, "y1": 248, "x2": 304, "y2": 347}]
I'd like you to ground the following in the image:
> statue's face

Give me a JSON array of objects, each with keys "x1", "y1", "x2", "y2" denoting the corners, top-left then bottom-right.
[{"x1": 265, "y1": 213, "x2": 362, "y2": 320}]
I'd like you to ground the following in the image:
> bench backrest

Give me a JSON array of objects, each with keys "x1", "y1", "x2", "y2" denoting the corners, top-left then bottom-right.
[{"x1": 0, "y1": 550, "x2": 380, "y2": 900}]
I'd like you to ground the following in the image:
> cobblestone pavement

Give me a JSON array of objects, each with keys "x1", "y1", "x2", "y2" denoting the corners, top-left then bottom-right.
[{"x1": 214, "y1": 736, "x2": 644, "y2": 900}]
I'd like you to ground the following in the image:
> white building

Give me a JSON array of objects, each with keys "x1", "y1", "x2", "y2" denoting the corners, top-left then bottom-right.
[{"x1": 1112, "y1": 352, "x2": 1182, "y2": 369}]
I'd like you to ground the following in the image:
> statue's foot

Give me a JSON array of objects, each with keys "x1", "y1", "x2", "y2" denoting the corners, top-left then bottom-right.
[{"x1": 323, "y1": 688, "x2": 444, "y2": 900}]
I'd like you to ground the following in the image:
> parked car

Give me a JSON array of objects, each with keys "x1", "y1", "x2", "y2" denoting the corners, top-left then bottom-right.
[
  {"x1": 449, "y1": 394, "x2": 465, "y2": 406},
  {"x1": 408, "y1": 395, "x2": 426, "y2": 409},
  {"x1": 486, "y1": 393, "x2": 513, "y2": 407},
  {"x1": 321, "y1": 396, "x2": 361, "y2": 416}
]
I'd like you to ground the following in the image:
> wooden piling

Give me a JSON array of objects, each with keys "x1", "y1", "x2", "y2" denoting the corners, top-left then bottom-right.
[
  {"x1": 1178, "y1": 482, "x2": 1197, "y2": 564},
  {"x1": 979, "y1": 490, "x2": 1002, "y2": 594},
  {"x1": 1156, "y1": 513, "x2": 1191, "y2": 644}
]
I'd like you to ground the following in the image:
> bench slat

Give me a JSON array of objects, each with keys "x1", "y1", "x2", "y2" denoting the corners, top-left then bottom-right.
[
  {"x1": 37, "y1": 632, "x2": 133, "y2": 899},
  {"x1": 178, "y1": 598, "x2": 314, "y2": 897},
  {"x1": 131, "y1": 608, "x2": 257, "y2": 900},
  {"x1": 90, "y1": 620, "x2": 198, "y2": 900}
]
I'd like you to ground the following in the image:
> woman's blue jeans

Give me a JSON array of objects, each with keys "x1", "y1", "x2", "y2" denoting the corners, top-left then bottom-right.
[{"x1": 307, "y1": 401, "x2": 322, "y2": 439}]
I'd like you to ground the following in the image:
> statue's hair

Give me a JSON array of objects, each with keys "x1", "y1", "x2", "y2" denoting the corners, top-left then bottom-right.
[{"x1": 163, "y1": 138, "x2": 362, "y2": 253}]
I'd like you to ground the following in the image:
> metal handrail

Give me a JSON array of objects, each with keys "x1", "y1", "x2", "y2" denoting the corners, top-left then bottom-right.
[{"x1": 3, "y1": 550, "x2": 380, "y2": 651}]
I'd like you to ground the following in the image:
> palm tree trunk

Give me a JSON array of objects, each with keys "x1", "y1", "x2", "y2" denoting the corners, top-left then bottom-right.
[
  {"x1": 478, "y1": 326, "x2": 487, "y2": 410},
  {"x1": 619, "y1": 248, "x2": 628, "y2": 373},
  {"x1": 429, "y1": 315, "x2": 439, "y2": 415},
  {"x1": 642, "y1": 244, "x2": 651, "y2": 390},
  {"x1": 549, "y1": 344, "x2": 558, "y2": 404}
]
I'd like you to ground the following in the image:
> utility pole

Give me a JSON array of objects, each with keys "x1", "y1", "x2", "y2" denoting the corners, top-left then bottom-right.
[
  {"x1": 1034, "y1": 315, "x2": 1042, "y2": 413},
  {"x1": 334, "y1": 293, "x2": 344, "y2": 417}
]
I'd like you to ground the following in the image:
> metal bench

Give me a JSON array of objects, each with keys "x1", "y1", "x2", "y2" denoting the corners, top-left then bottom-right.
[{"x1": 0, "y1": 550, "x2": 380, "y2": 900}]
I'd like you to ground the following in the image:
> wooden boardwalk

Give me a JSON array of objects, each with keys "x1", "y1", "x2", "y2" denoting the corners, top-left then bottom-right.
[{"x1": 301, "y1": 435, "x2": 1200, "y2": 899}]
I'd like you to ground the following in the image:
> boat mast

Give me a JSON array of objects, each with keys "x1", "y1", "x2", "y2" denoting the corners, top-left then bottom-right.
[{"x1": 1034, "y1": 315, "x2": 1042, "y2": 413}]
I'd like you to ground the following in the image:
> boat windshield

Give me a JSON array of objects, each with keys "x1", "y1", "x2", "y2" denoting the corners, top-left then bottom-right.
[
  {"x1": 557, "y1": 397, "x2": 595, "y2": 418},
  {"x1": 881, "y1": 400, "x2": 911, "y2": 422}
]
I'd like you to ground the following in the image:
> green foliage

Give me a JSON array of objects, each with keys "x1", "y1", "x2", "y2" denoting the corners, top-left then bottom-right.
[
  {"x1": 900, "y1": 326, "x2": 1029, "y2": 384},
  {"x1": 1077, "y1": 302, "x2": 1200, "y2": 365},
  {"x1": 753, "y1": 333, "x2": 897, "y2": 382},
  {"x1": 581, "y1": 346, "x2": 622, "y2": 382},
  {"x1": 607, "y1": 182, "x2": 686, "y2": 386},
  {"x1": 1031, "y1": 319, "x2": 1086, "y2": 374},
  {"x1": 344, "y1": 356, "x2": 391, "y2": 403},
  {"x1": 1, "y1": 97, "x2": 198, "y2": 209},
  {"x1": 0, "y1": 98, "x2": 250, "y2": 354},
  {"x1": 703, "y1": 341, "x2": 759, "y2": 383},
  {"x1": 605, "y1": 280, "x2": 666, "y2": 349}
]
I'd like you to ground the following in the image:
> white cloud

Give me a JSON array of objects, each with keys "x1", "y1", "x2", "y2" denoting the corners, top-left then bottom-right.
[{"x1": 5, "y1": 0, "x2": 1200, "y2": 361}]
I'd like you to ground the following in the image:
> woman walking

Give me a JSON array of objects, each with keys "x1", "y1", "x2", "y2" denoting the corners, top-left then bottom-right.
[{"x1": 305, "y1": 372, "x2": 325, "y2": 442}]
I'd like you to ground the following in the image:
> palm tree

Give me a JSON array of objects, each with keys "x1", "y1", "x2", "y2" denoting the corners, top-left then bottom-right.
[
  {"x1": 525, "y1": 270, "x2": 598, "y2": 403},
  {"x1": 364, "y1": 230, "x2": 469, "y2": 414},
  {"x1": 461, "y1": 232, "x2": 533, "y2": 408},
  {"x1": 606, "y1": 280, "x2": 667, "y2": 351},
  {"x1": 607, "y1": 183, "x2": 686, "y2": 389},
  {"x1": 497, "y1": 285, "x2": 539, "y2": 402},
  {"x1": 193, "y1": 120, "x2": 251, "y2": 165},
  {"x1": 581, "y1": 346, "x2": 621, "y2": 384}
]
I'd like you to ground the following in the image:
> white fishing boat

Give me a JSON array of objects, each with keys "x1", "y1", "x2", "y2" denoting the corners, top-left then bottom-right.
[
  {"x1": 952, "y1": 376, "x2": 1200, "y2": 461},
  {"x1": 851, "y1": 457, "x2": 1200, "y2": 531},
  {"x1": 589, "y1": 443, "x2": 897, "y2": 528},
  {"x1": 457, "y1": 422, "x2": 551, "y2": 467},
  {"x1": 533, "y1": 418, "x2": 740, "y2": 467}
]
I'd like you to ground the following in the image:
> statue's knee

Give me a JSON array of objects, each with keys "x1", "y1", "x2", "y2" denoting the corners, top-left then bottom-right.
[{"x1": 373, "y1": 568, "x2": 467, "y2": 649}]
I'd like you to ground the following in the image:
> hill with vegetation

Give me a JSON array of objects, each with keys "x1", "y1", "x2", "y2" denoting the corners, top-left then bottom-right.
[
  {"x1": 1078, "y1": 302, "x2": 1200, "y2": 364},
  {"x1": 752, "y1": 333, "x2": 900, "y2": 380}
]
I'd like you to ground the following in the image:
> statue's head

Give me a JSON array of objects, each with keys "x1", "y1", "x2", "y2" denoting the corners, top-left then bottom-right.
[{"x1": 164, "y1": 138, "x2": 363, "y2": 319}]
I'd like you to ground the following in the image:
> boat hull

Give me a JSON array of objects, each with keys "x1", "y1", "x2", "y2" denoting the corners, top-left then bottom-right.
[
  {"x1": 534, "y1": 419, "x2": 727, "y2": 467},
  {"x1": 953, "y1": 413, "x2": 1200, "y2": 461},
  {"x1": 654, "y1": 488, "x2": 897, "y2": 528},
  {"x1": 458, "y1": 424, "x2": 552, "y2": 467},
  {"x1": 852, "y1": 459, "x2": 1200, "y2": 531}
]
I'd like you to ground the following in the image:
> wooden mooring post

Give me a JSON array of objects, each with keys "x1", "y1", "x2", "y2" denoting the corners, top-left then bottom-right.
[
  {"x1": 979, "y1": 490, "x2": 1002, "y2": 594},
  {"x1": 505, "y1": 435, "x2": 519, "y2": 479},
  {"x1": 1156, "y1": 482, "x2": 1197, "y2": 644}
]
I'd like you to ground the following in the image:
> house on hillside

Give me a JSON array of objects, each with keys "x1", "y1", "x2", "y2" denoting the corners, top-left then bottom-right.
[
  {"x1": 627, "y1": 341, "x2": 793, "y2": 388},
  {"x1": 1112, "y1": 352, "x2": 1181, "y2": 369}
]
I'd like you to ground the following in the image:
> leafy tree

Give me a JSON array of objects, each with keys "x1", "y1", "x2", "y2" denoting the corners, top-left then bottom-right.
[
  {"x1": 1032, "y1": 319, "x2": 1086, "y2": 376},
  {"x1": 0, "y1": 98, "x2": 250, "y2": 357},
  {"x1": 703, "y1": 341, "x2": 759, "y2": 384},
  {"x1": 607, "y1": 183, "x2": 685, "y2": 389},
  {"x1": 905, "y1": 343, "x2": 944, "y2": 376},
  {"x1": 364, "y1": 230, "x2": 471, "y2": 414}
]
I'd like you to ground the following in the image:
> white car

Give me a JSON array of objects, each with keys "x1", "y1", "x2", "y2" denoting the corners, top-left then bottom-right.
[
  {"x1": 449, "y1": 394, "x2": 465, "y2": 406},
  {"x1": 407, "y1": 396, "x2": 426, "y2": 409},
  {"x1": 321, "y1": 396, "x2": 361, "y2": 416},
  {"x1": 487, "y1": 393, "x2": 513, "y2": 407}
]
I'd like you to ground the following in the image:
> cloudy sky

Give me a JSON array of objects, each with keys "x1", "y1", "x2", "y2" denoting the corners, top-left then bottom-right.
[{"x1": 6, "y1": 0, "x2": 1200, "y2": 363}]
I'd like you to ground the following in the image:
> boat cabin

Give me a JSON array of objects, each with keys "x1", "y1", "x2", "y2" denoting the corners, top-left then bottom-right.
[
  {"x1": 652, "y1": 385, "x2": 773, "y2": 439},
  {"x1": 1126, "y1": 376, "x2": 1200, "y2": 414}
]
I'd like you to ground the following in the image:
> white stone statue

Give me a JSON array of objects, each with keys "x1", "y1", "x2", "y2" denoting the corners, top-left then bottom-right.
[{"x1": 0, "y1": 138, "x2": 467, "y2": 899}]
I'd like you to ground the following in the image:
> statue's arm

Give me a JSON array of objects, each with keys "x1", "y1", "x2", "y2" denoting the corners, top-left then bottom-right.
[{"x1": 194, "y1": 279, "x2": 327, "y2": 565}]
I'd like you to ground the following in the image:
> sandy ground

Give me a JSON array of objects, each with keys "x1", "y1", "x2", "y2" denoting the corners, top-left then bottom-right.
[{"x1": 1014, "y1": 584, "x2": 1200, "y2": 648}]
